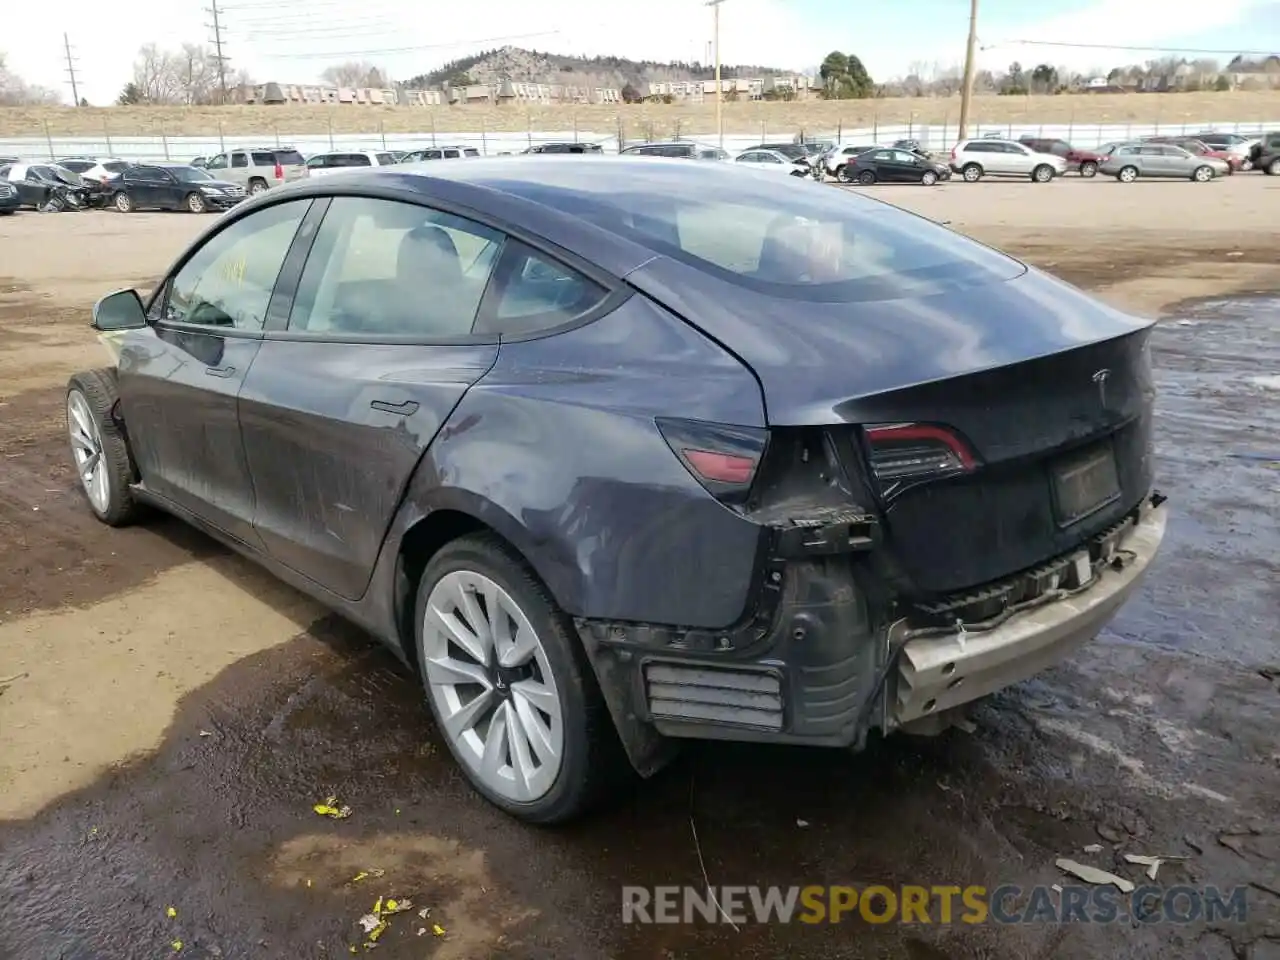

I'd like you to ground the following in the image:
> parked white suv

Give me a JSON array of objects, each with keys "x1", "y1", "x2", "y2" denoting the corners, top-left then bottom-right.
[
  {"x1": 304, "y1": 150, "x2": 401, "y2": 177},
  {"x1": 949, "y1": 138, "x2": 1068, "y2": 183}
]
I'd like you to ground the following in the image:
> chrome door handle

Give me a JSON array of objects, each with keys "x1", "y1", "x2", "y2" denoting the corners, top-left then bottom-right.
[{"x1": 205, "y1": 365, "x2": 236, "y2": 378}]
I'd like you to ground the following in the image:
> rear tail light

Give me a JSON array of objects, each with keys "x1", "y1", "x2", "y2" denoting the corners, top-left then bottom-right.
[
  {"x1": 863, "y1": 422, "x2": 976, "y2": 492},
  {"x1": 274, "y1": 162, "x2": 284, "y2": 180},
  {"x1": 656, "y1": 418, "x2": 767, "y2": 506},
  {"x1": 949, "y1": 145, "x2": 957, "y2": 160}
]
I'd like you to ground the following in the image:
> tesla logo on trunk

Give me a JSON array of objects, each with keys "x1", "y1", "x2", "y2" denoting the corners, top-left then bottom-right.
[{"x1": 1092, "y1": 368, "x2": 1111, "y2": 408}]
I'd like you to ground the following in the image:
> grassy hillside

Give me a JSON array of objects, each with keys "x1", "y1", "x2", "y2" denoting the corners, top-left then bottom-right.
[{"x1": 2, "y1": 91, "x2": 1277, "y2": 140}]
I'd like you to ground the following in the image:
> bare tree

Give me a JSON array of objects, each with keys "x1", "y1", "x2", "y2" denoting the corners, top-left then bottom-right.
[
  {"x1": 0, "y1": 51, "x2": 62, "y2": 105},
  {"x1": 933, "y1": 62, "x2": 963, "y2": 95},
  {"x1": 320, "y1": 61, "x2": 388, "y2": 88},
  {"x1": 129, "y1": 43, "x2": 227, "y2": 105}
]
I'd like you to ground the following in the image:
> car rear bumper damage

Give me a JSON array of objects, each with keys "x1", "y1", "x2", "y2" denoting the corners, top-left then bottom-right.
[{"x1": 577, "y1": 491, "x2": 1167, "y2": 774}]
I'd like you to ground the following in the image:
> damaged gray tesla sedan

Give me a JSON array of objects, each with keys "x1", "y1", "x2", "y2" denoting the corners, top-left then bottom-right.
[{"x1": 68, "y1": 157, "x2": 1168, "y2": 823}]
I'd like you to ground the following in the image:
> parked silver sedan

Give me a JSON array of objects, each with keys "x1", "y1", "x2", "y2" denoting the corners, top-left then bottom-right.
[{"x1": 1100, "y1": 143, "x2": 1230, "y2": 182}]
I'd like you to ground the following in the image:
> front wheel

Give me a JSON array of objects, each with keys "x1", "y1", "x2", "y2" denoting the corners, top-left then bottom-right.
[
  {"x1": 113, "y1": 191, "x2": 134, "y2": 213},
  {"x1": 415, "y1": 534, "x2": 623, "y2": 823},
  {"x1": 186, "y1": 191, "x2": 207, "y2": 213},
  {"x1": 1117, "y1": 166, "x2": 1138, "y2": 183},
  {"x1": 921, "y1": 169, "x2": 938, "y2": 186},
  {"x1": 66, "y1": 369, "x2": 144, "y2": 527},
  {"x1": 961, "y1": 163, "x2": 983, "y2": 182},
  {"x1": 1191, "y1": 165, "x2": 1214, "y2": 182},
  {"x1": 1266, "y1": 158, "x2": 1280, "y2": 176},
  {"x1": 1079, "y1": 161, "x2": 1098, "y2": 178},
  {"x1": 857, "y1": 170, "x2": 876, "y2": 185},
  {"x1": 1032, "y1": 164, "x2": 1054, "y2": 183}
]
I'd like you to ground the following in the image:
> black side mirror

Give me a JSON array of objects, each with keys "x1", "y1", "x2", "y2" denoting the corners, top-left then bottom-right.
[{"x1": 92, "y1": 289, "x2": 147, "y2": 332}]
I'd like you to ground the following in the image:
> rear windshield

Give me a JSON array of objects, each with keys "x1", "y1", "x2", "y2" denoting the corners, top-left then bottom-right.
[
  {"x1": 268, "y1": 149, "x2": 305, "y2": 166},
  {"x1": 487, "y1": 166, "x2": 1023, "y2": 302}
]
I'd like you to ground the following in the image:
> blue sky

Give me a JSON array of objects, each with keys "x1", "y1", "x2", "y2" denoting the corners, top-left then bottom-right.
[{"x1": 9, "y1": 0, "x2": 1280, "y2": 105}]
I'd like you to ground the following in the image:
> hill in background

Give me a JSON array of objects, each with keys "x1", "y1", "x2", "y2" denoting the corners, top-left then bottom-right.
[{"x1": 405, "y1": 45, "x2": 795, "y2": 92}]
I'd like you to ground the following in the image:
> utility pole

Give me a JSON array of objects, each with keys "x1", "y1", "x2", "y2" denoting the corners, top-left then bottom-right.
[
  {"x1": 63, "y1": 33, "x2": 81, "y2": 106},
  {"x1": 706, "y1": 0, "x2": 727, "y2": 149},
  {"x1": 957, "y1": 0, "x2": 979, "y2": 140},
  {"x1": 206, "y1": 0, "x2": 229, "y2": 103}
]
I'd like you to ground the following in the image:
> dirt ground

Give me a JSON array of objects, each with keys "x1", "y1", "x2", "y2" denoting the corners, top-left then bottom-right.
[
  {"x1": 4, "y1": 89, "x2": 1279, "y2": 138},
  {"x1": 1, "y1": 174, "x2": 1278, "y2": 959}
]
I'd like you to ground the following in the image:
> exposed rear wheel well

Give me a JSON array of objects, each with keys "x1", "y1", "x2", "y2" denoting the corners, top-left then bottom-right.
[{"x1": 395, "y1": 509, "x2": 500, "y2": 668}]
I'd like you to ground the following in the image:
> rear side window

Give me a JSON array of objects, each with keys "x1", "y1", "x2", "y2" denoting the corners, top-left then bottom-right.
[
  {"x1": 477, "y1": 241, "x2": 608, "y2": 336},
  {"x1": 288, "y1": 197, "x2": 503, "y2": 338},
  {"x1": 103, "y1": 161, "x2": 128, "y2": 173},
  {"x1": 376, "y1": 153, "x2": 395, "y2": 165},
  {"x1": 444, "y1": 149, "x2": 460, "y2": 158},
  {"x1": 274, "y1": 150, "x2": 305, "y2": 166},
  {"x1": 464, "y1": 148, "x2": 480, "y2": 157},
  {"x1": 252, "y1": 151, "x2": 275, "y2": 165},
  {"x1": 61, "y1": 160, "x2": 94, "y2": 173}
]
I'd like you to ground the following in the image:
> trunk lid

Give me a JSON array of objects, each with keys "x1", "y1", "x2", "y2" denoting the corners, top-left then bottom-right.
[{"x1": 629, "y1": 259, "x2": 1157, "y2": 595}]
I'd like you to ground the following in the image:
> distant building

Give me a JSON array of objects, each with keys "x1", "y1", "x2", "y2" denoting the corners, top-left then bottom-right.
[{"x1": 234, "y1": 82, "x2": 401, "y2": 105}]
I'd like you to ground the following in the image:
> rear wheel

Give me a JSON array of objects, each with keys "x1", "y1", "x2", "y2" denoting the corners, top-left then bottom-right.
[
  {"x1": 415, "y1": 533, "x2": 621, "y2": 823},
  {"x1": 921, "y1": 169, "x2": 939, "y2": 186},
  {"x1": 248, "y1": 178, "x2": 268, "y2": 196},
  {"x1": 857, "y1": 169, "x2": 876, "y2": 185},
  {"x1": 961, "y1": 163, "x2": 983, "y2": 182},
  {"x1": 1117, "y1": 166, "x2": 1138, "y2": 183},
  {"x1": 66, "y1": 369, "x2": 143, "y2": 527},
  {"x1": 113, "y1": 191, "x2": 133, "y2": 213},
  {"x1": 836, "y1": 165, "x2": 853, "y2": 182},
  {"x1": 1079, "y1": 161, "x2": 1098, "y2": 177},
  {"x1": 1031, "y1": 164, "x2": 1054, "y2": 183},
  {"x1": 185, "y1": 191, "x2": 207, "y2": 213}
]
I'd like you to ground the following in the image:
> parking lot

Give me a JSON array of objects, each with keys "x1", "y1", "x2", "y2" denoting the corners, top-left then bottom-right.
[{"x1": 1, "y1": 174, "x2": 1278, "y2": 959}]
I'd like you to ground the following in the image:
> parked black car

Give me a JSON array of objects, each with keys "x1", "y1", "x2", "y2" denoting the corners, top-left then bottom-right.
[
  {"x1": 1251, "y1": 131, "x2": 1280, "y2": 175},
  {"x1": 71, "y1": 158, "x2": 1167, "y2": 823},
  {"x1": 0, "y1": 179, "x2": 20, "y2": 214},
  {"x1": 841, "y1": 147, "x2": 951, "y2": 185},
  {"x1": 110, "y1": 164, "x2": 245, "y2": 213}
]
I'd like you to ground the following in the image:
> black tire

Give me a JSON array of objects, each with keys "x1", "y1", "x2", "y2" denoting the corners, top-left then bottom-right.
[
  {"x1": 789, "y1": 168, "x2": 807, "y2": 177},
  {"x1": 1266, "y1": 158, "x2": 1280, "y2": 176},
  {"x1": 921, "y1": 169, "x2": 938, "y2": 186},
  {"x1": 961, "y1": 163, "x2": 983, "y2": 182},
  {"x1": 185, "y1": 191, "x2": 207, "y2": 213},
  {"x1": 66, "y1": 369, "x2": 144, "y2": 527},
  {"x1": 1079, "y1": 161, "x2": 1098, "y2": 178},
  {"x1": 0, "y1": 210, "x2": 14, "y2": 216},
  {"x1": 1191, "y1": 165, "x2": 1213, "y2": 183},
  {"x1": 247, "y1": 178, "x2": 268, "y2": 196},
  {"x1": 414, "y1": 533, "x2": 624, "y2": 824},
  {"x1": 857, "y1": 169, "x2": 876, "y2": 185},
  {"x1": 1032, "y1": 164, "x2": 1054, "y2": 183},
  {"x1": 1117, "y1": 165, "x2": 1138, "y2": 183},
  {"x1": 113, "y1": 191, "x2": 134, "y2": 213}
]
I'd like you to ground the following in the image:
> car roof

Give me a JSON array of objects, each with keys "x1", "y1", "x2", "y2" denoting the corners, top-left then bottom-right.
[{"x1": 219, "y1": 156, "x2": 860, "y2": 279}]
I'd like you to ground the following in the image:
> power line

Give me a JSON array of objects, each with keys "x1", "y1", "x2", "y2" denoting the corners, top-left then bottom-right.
[
  {"x1": 206, "y1": 0, "x2": 230, "y2": 100},
  {"x1": 247, "y1": 29, "x2": 565, "y2": 61},
  {"x1": 63, "y1": 33, "x2": 82, "y2": 106},
  {"x1": 983, "y1": 39, "x2": 1279, "y2": 56}
]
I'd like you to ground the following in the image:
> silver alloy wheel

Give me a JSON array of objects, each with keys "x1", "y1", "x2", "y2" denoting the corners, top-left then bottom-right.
[
  {"x1": 1034, "y1": 165, "x2": 1053, "y2": 182},
  {"x1": 67, "y1": 389, "x2": 109, "y2": 513},
  {"x1": 1193, "y1": 165, "x2": 1212, "y2": 182},
  {"x1": 422, "y1": 569, "x2": 564, "y2": 802},
  {"x1": 114, "y1": 192, "x2": 132, "y2": 212},
  {"x1": 188, "y1": 192, "x2": 206, "y2": 213},
  {"x1": 1119, "y1": 166, "x2": 1138, "y2": 183},
  {"x1": 249, "y1": 180, "x2": 268, "y2": 195},
  {"x1": 962, "y1": 164, "x2": 981, "y2": 182},
  {"x1": 921, "y1": 170, "x2": 938, "y2": 185}
]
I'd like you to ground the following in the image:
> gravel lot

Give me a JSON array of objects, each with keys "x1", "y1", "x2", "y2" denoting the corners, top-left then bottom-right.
[{"x1": 1, "y1": 173, "x2": 1278, "y2": 960}]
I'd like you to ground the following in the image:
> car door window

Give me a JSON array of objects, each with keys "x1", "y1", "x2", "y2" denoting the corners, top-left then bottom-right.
[
  {"x1": 892, "y1": 150, "x2": 917, "y2": 163},
  {"x1": 206, "y1": 154, "x2": 228, "y2": 170},
  {"x1": 476, "y1": 241, "x2": 608, "y2": 336},
  {"x1": 163, "y1": 199, "x2": 310, "y2": 331},
  {"x1": 872, "y1": 150, "x2": 893, "y2": 162},
  {"x1": 230, "y1": 152, "x2": 248, "y2": 168},
  {"x1": 307, "y1": 155, "x2": 328, "y2": 169},
  {"x1": 376, "y1": 153, "x2": 395, "y2": 165},
  {"x1": 288, "y1": 197, "x2": 503, "y2": 338}
]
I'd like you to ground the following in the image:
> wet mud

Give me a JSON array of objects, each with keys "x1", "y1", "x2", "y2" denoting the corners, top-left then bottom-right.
[{"x1": 2, "y1": 300, "x2": 1279, "y2": 959}]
